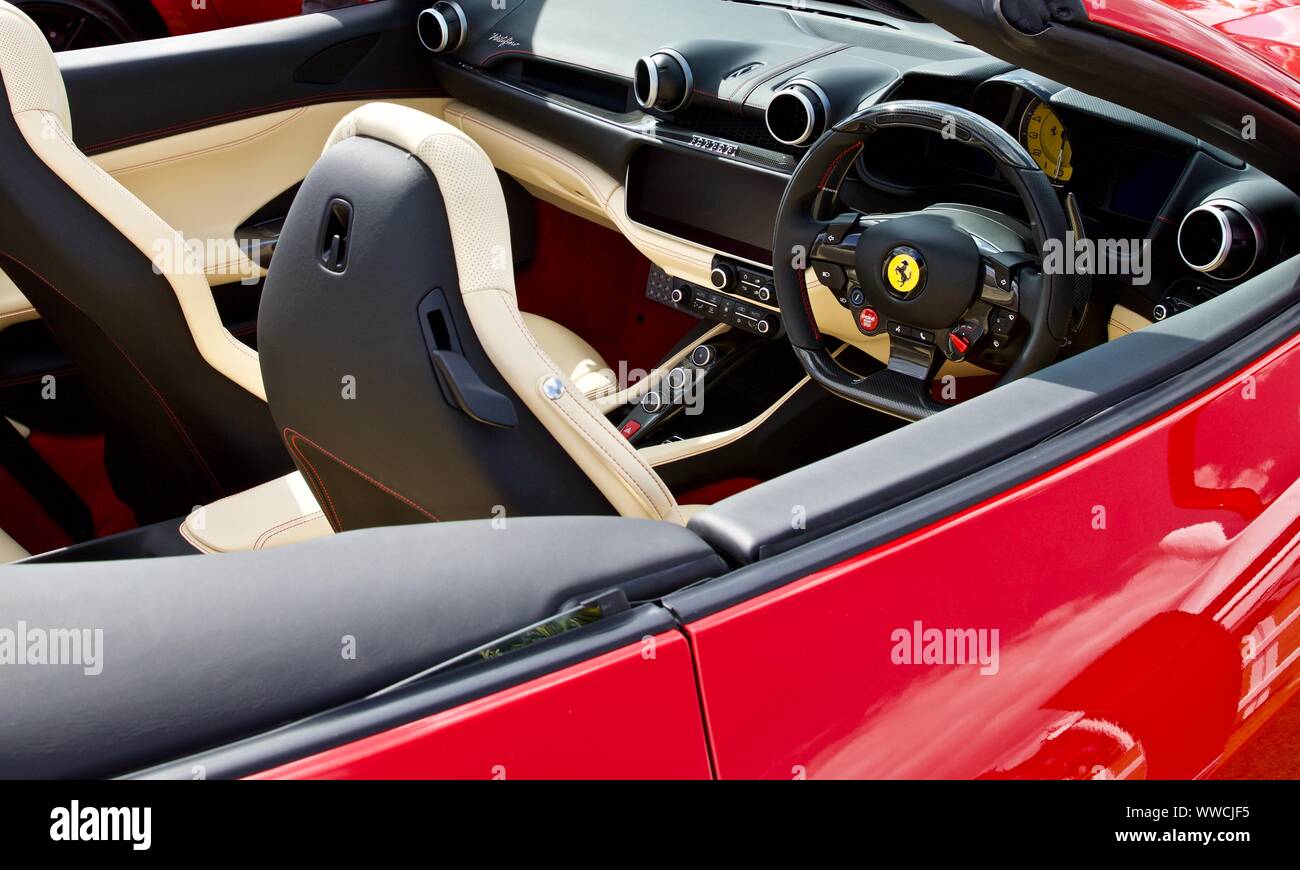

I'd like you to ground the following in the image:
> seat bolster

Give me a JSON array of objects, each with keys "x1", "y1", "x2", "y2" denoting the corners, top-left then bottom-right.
[
  {"x1": 465, "y1": 289, "x2": 683, "y2": 522},
  {"x1": 327, "y1": 103, "x2": 685, "y2": 524},
  {"x1": 181, "y1": 472, "x2": 332, "y2": 554},
  {"x1": 0, "y1": 2, "x2": 72, "y2": 134}
]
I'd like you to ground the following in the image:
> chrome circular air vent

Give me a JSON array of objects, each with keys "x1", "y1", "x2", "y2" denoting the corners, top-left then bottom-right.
[
  {"x1": 1177, "y1": 199, "x2": 1262, "y2": 281},
  {"x1": 634, "y1": 49, "x2": 693, "y2": 113},
  {"x1": 765, "y1": 80, "x2": 831, "y2": 147},
  {"x1": 418, "y1": 1, "x2": 468, "y2": 54}
]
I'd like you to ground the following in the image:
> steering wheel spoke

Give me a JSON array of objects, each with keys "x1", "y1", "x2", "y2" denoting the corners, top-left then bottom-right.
[{"x1": 978, "y1": 251, "x2": 1035, "y2": 311}]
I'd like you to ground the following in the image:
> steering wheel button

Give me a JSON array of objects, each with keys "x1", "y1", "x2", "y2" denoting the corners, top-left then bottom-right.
[
  {"x1": 948, "y1": 332, "x2": 970, "y2": 355},
  {"x1": 848, "y1": 286, "x2": 865, "y2": 307},
  {"x1": 825, "y1": 214, "x2": 859, "y2": 245},
  {"x1": 815, "y1": 263, "x2": 846, "y2": 292},
  {"x1": 858, "y1": 307, "x2": 879, "y2": 333}
]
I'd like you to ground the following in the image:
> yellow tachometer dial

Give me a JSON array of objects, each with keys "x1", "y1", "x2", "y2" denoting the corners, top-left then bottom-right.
[{"x1": 1019, "y1": 99, "x2": 1074, "y2": 183}]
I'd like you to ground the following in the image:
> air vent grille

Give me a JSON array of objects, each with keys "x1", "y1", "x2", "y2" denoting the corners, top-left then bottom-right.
[{"x1": 673, "y1": 106, "x2": 803, "y2": 156}]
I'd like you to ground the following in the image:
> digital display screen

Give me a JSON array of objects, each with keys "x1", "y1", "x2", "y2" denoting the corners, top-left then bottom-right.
[
  {"x1": 1108, "y1": 150, "x2": 1186, "y2": 222},
  {"x1": 625, "y1": 146, "x2": 787, "y2": 265}
]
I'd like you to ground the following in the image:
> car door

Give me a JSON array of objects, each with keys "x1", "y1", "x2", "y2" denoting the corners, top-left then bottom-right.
[
  {"x1": 1, "y1": 515, "x2": 719, "y2": 779},
  {"x1": 666, "y1": 0, "x2": 1300, "y2": 780}
]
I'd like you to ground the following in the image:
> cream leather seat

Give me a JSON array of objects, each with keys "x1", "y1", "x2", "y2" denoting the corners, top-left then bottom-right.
[
  {"x1": 0, "y1": 528, "x2": 29, "y2": 564},
  {"x1": 258, "y1": 103, "x2": 694, "y2": 531},
  {"x1": 522, "y1": 313, "x2": 619, "y2": 402}
]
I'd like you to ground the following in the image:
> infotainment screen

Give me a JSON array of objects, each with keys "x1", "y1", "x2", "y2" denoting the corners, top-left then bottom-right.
[{"x1": 625, "y1": 146, "x2": 787, "y2": 265}]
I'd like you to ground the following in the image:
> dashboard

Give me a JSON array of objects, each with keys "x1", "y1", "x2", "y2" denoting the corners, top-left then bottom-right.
[{"x1": 415, "y1": 0, "x2": 1300, "y2": 339}]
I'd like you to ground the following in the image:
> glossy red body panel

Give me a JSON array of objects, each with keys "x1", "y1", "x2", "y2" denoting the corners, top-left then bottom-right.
[
  {"x1": 686, "y1": 332, "x2": 1300, "y2": 779},
  {"x1": 1086, "y1": 0, "x2": 1300, "y2": 111},
  {"x1": 251, "y1": 632, "x2": 713, "y2": 780},
  {"x1": 149, "y1": 1, "x2": 370, "y2": 36}
]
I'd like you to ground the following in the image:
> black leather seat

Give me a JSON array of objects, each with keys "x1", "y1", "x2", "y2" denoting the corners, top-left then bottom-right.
[{"x1": 260, "y1": 103, "x2": 693, "y2": 530}]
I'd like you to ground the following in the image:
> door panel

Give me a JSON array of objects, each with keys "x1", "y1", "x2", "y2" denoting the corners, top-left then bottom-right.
[
  {"x1": 0, "y1": 3, "x2": 440, "y2": 316},
  {"x1": 59, "y1": 1, "x2": 439, "y2": 154},
  {"x1": 686, "y1": 331, "x2": 1300, "y2": 779},
  {"x1": 93, "y1": 96, "x2": 449, "y2": 286},
  {"x1": 0, "y1": 516, "x2": 722, "y2": 778},
  {"x1": 250, "y1": 632, "x2": 714, "y2": 780}
]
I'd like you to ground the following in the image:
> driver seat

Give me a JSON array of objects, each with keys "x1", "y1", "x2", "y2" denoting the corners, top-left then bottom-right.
[{"x1": 259, "y1": 103, "x2": 688, "y2": 529}]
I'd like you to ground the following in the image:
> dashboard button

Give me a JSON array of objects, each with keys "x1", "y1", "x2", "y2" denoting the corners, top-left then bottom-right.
[
  {"x1": 619, "y1": 419, "x2": 642, "y2": 439},
  {"x1": 858, "y1": 307, "x2": 879, "y2": 333}
]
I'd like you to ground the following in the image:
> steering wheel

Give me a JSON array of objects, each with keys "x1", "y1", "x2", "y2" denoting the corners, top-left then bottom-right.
[{"x1": 773, "y1": 100, "x2": 1073, "y2": 421}]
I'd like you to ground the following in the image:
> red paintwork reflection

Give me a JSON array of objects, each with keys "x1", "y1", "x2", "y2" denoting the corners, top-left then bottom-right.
[
  {"x1": 251, "y1": 632, "x2": 712, "y2": 780},
  {"x1": 1085, "y1": 0, "x2": 1300, "y2": 111},
  {"x1": 687, "y1": 332, "x2": 1300, "y2": 779}
]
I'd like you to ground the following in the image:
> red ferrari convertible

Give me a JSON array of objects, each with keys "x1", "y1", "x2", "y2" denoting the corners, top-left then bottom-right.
[{"x1": 0, "y1": 0, "x2": 1298, "y2": 782}]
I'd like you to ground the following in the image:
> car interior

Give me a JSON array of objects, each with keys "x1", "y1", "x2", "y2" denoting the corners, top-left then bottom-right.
[{"x1": 3, "y1": 0, "x2": 1300, "y2": 776}]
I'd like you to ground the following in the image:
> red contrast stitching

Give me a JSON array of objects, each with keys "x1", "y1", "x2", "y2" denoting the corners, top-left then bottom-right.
[
  {"x1": 797, "y1": 268, "x2": 820, "y2": 341},
  {"x1": 818, "y1": 141, "x2": 864, "y2": 191},
  {"x1": 0, "y1": 252, "x2": 223, "y2": 496},
  {"x1": 282, "y1": 428, "x2": 439, "y2": 527}
]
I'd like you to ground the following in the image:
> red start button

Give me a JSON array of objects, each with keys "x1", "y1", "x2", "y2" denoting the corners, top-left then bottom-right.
[{"x1": 858, "y1": 307, "x2": 879, "y2": 333}]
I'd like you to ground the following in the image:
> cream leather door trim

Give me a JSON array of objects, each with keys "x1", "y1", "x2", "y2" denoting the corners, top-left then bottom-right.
[
  {"x1": 1108, "y1": 303, "x2": 1154, "y2": 341},
  {"x1": 181, "y1": 471, "x2": 332, "y2": 554},
  {"x1": 443, "y1": 101, "x2": 616, "y2": 226},
  {"x1": 0, "y1": 268, "x2": 37, "y2": 332},
  {"x1": 95, "y1": 98, "x2": 449, "y2": 286}
]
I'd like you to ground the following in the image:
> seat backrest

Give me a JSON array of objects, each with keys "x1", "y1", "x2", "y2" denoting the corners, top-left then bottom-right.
[
  {"x1": 258, "y1": 102, "x2": 684, "y2": 526},
  {"x1": 0, "y1": 2, "x2": 290, "y2": 520}
]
